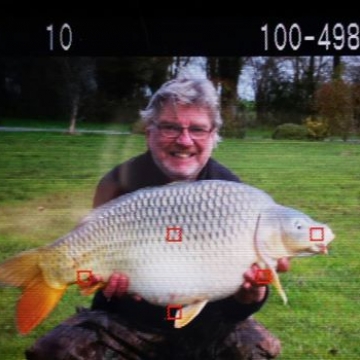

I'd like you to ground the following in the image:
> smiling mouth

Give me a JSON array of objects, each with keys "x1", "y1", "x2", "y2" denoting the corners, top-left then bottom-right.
[{"x1": 170, "y1": 152, "x2": 195, "y2": 159}]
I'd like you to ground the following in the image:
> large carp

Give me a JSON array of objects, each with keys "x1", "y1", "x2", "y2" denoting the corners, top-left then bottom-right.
[{"x1": 0, "y1": 180, "x2": 334, "y2": 334}]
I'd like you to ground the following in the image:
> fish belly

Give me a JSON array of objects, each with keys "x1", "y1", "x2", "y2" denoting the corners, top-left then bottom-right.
[{"x1": 124, "y1": 234, "x2": 258, "y2": 305}]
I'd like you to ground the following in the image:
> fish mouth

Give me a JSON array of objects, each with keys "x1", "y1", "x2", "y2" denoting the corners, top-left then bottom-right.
[
  {"x1": 306, "y1": 226, "x2": 334, "y2": 255},
  {"x1": 317, "y1": 244, "x2": 328, "y2": 254},
  {"x1": 295, "y1": 244, "x2": 329, "y2": 257},
  {"x1": 308, "y1": 243, "x2": 329, "y2": 255}
]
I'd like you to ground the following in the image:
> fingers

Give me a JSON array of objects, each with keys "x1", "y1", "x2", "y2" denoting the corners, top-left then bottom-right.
[
  {"x1": 236, "y1": 258, "x2": 291, "y2": 304},
  {"x1": 236, "y1": 281, "x2": 267, "y2": 304},
  {"x1": 235, "y1": 264, "x2": 267, "y2": 303},
  {"x1": 243, "y1": 258, "x2": 290, "y2": 287},
  {"x1": 89, "y1": 272, "x2": 142, "y2": 301},
  {"x1": 88, "y1": 274, "x2": 103, "y2": 284},
  {"x1": 243, "y1": 263, "x2": 261, "y2": 287},
  {"x1": 276, "y1": 257, "x2": 290, "y2": 272},
  {"x1": 103, "y1": 273, "x2": 129, "y2": 299}
]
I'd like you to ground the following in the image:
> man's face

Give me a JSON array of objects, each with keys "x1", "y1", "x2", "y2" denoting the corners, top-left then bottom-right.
[{"x1": 146, "y1": 103, "x2": 217, "y2": 180}]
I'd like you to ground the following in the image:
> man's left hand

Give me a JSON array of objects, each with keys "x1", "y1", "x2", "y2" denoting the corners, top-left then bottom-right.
[{"x1": 234, "y1": 258, "x2": 290, "y2": 304}]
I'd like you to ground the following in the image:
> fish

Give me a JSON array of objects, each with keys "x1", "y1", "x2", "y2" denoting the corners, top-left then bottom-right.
[{"x1": 0, "y1": 180, "x2": 335, "y2": 335}]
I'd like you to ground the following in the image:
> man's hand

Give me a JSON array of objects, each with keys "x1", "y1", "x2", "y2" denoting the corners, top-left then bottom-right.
[
  {"x1": 88, "y1": 273, "x2": 130, "y2": 299},
  {"x1": 234, "y1": 258, "x2": 290, "y2": 304}
]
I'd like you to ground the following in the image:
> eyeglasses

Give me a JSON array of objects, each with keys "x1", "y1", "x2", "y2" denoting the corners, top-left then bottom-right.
[{"x1": 152, "y1": 122, "x2": 214, "y2": 140}]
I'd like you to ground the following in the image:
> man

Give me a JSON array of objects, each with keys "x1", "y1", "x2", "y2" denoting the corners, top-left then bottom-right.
[{"x1": 26, "y1": 75, "x2": 287, "y2": 359}]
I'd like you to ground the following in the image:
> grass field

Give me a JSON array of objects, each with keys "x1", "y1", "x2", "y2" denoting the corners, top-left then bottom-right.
[{"x1": 0, "y1": 130, "x2": 359, "y2": 359}]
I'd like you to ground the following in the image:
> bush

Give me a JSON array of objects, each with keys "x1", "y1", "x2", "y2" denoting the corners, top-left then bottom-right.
[
  {"x1": 303, "y1": 116, "x2": 329, "y2": 140},
  {"x1": 272, "y1": 123, "x2": 309, "y2": 140}
]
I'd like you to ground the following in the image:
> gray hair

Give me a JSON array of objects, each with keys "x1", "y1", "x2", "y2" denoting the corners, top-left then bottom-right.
[{"x1": 140, "y1": 76, "x2": 223, "y2": 133}]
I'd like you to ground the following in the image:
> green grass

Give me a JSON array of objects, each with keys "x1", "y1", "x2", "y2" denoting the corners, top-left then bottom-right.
[
  {"x1": 245, "y1": 126, "x2": 360, "y2": 141},
  {"x1": 0, "y1": 131, "x2": 359, "y2": 359},
  {"x1": 0, "y1": 117, "x2": 132, "y2": 132}
]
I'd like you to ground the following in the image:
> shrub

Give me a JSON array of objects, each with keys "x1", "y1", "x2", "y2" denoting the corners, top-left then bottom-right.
[
  {"x1": 272, "y1": 123, "x2": 309, "y2": 140},
  {"x1": 303, "y1": 116, "x2": 329, "y2": 140}
]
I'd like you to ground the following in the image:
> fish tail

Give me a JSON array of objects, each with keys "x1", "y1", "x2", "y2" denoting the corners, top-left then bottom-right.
[{"x1": 0, "y1": 249, "x2": 67, "y2": 334}]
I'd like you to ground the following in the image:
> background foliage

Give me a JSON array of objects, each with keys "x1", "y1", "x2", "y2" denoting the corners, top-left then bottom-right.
[{"x1": 1, "y1": 56, "x2": 360, "y2": 140}]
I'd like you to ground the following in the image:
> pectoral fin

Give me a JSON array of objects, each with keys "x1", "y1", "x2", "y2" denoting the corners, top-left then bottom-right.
[
  {"x1": 254, "y1": 213, "x2": 288, "y2": 305},
  {"x1": 270, "y1": 268, "x2": 288, "y2": 305},
  {"x1": 174, "y1": 300, "x2": 208, "y2": 328}
]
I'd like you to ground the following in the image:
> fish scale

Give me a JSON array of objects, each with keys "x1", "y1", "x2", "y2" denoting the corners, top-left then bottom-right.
[{"x1": 0, "y1": 179, "x2": 335, "y2": 334}]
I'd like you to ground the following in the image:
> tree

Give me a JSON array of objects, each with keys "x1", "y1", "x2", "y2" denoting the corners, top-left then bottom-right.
[
  {"x1": 57, "y1": 57, "x2": 97, "y2": 134},
  {"x1": 92, "y1": 57, "x2": 173, "y2": 124},
  {"x1": 314, "y1": 78, "x2": 353, "y2": 141},
  {"x1": 0, "y1": 57, "x2": 70, "y2": 120},
  {"x1": 0, "y1": 57, "x2": 97, "y2": 125},
  {"x1": 343, "y1": 56, "x2": 360, "y2": 132},
  {"x1": 0, "y1": 56, "x2": 175, "y2": 126},
  {"x1": 0, "y1": 57, "x2": 22, "y2": 118},
  {"x1": 206, "y1": 57, "x2": 244, "y2": 137},
  {"x1": 332, "y1": 56, "x2": 342, "y2": 80},
  {"x1": 249, "y1": 56, "x2": 332, "y2": 126}
]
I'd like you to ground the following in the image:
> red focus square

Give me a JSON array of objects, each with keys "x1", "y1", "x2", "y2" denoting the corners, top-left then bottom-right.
[
  {"x1": 255, "y1": 269, "x2": 273, "y2": 285},
  {"x1": 76, "y1": 270, "x2": 93, "y2": 286},
  {"x1": 166, "y1": 304, "x2": 183, "y2": 320},
  {"x1": 166, "y1": 227, "x2": 182, "y2": 242},
  {"x1": 310, "y1": 227, "x2": 324, "y2": 242}
]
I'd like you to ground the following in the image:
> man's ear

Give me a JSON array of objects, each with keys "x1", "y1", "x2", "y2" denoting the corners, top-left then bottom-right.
[{"x1": 210, "y1": 130, "x2": 219, "y2": 149}]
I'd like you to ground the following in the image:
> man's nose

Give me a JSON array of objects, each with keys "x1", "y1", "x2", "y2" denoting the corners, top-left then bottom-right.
[{"x1": 175, "y1": 128, "x2": 194, "y2": 146}]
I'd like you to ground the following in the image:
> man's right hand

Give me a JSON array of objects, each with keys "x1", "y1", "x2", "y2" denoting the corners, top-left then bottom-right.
[
  {"x1": 103, "y1": 273, "x2": 129, "y2": 299},
  {"x1": 90, "y1": 273, "x2": 130, "y2": 299}
]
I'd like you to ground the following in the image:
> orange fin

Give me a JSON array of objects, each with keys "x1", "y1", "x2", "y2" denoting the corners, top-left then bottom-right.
[
  {"x1": 17, "y1": 276, "x2": 67, "y2": 335},
  {"x1": 0, "y1": 249, "x2": 41, "y2": 288},
  {"x1": 0, "y1": 248, "x2": 68, "y2": 334}
]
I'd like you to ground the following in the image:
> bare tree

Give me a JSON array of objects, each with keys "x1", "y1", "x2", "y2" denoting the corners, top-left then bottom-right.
[
  {"x1": 206, "y1": 57, "x2": 244, "y2": 137},
  {"x1": 248, "y1": 56, "x2": 332, "y2": 126},
  {"x1": 342, "y1": 56, "x2": 360, "y2": 132},
  {"x1": 59, "y1": 57, "x2": 97, "y2": 134}
]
